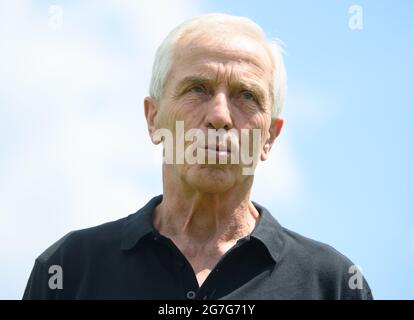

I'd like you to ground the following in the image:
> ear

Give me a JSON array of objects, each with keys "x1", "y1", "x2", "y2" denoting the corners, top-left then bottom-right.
[
  {"x1": 144, "y1": 96, "x2": 161, "y2": 145},
  {"x1": 260, "y1": 117, "x2": 283, "y2": 161}
]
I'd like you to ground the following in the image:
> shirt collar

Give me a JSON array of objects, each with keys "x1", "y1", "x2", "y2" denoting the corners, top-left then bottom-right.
[
  {"x1": 120, "y1": 195, "x2": 285, "y2": 263},
  {"x1": 120, "y1": 195, "x2": 161, "y2": 251},
  {"x1": 250, "y1": 200, "x2": 285, "y2": 263}
]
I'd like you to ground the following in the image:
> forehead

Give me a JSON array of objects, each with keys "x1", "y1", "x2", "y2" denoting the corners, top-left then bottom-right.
[{"x1": 170, "y1": 34, "x2": 273, "y2": 84}]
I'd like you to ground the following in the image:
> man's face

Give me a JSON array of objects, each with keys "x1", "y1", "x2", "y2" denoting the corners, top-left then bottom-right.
[{"x1": 146, "y1": 33, "x2": 282, "y2": 193}]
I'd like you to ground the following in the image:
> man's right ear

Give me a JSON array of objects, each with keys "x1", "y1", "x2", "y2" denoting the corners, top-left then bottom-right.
[{"x1": 144, "y1": 97, "x2": 161, "y2": 145}]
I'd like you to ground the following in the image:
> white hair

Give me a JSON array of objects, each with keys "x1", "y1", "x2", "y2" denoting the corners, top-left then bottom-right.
[{"x1": 149, "y1": 13, "x2": 287, "y2": 118}]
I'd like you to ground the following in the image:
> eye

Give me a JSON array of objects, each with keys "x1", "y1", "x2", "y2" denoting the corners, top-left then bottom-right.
[
  {"x1": 188, "y1": 85, "x2": 206, "y2": 93},
  {"x1": 240, "y1": 90, "x2": 257, "y2": 101}
]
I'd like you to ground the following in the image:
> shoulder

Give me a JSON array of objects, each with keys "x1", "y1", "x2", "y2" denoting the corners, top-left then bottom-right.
[
  {"x1": 37, "y1": 216, "x2": 129, "y2": 265},
  {"x1": 278, "y1": 227, "x2": 373, "y2": 299},
  {"x1": 281, "y1": 227, "x2": 353, "y2": 270},
  {"x1": 23, "y1": 215, "x2": 134, "y2": 299}
]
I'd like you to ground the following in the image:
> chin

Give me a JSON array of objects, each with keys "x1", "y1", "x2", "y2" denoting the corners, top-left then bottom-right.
[{"x1": 185, "y1": 165, "x2": 236, "y2": 193}]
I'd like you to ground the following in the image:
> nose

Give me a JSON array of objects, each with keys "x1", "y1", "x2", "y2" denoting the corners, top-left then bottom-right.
[{"x1": 205, "y1": 91, "x2": 233, "y2": 130}]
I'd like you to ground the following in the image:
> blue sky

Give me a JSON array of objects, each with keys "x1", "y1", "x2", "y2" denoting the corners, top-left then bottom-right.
[{"x1": 0, "y1": 0, "x2": 413, "y2": 299}]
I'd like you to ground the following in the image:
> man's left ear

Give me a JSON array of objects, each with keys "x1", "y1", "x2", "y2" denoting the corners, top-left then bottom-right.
[{"x1": 261, "y1": 117, "x2": 283, "y2": 161}]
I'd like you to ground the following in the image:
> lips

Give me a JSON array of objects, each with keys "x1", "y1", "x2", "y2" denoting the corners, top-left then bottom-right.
[{"x1": 204, "y1": 144, "x2": 230, "y2": 152}]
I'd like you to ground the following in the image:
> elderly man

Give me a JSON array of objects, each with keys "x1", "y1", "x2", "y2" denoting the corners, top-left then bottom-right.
[{"x1": 23, "y1": 13, "x2": 372, "y2": 300}]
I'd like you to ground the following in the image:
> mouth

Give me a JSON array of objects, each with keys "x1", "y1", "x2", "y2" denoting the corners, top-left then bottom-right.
[
  {"x1": 203, "y1": 144, "x2": 233, "y2": 158},
  {"x1": 204, "y1": 144, "x2": 230, "y2": 153}
]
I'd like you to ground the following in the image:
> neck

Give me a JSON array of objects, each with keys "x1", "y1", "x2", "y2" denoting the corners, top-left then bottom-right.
[{"x1": 153, "y1": 165, "x2": 260, "y2": 247}]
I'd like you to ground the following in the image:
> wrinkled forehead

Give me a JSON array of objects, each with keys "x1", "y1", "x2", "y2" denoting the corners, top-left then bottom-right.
[{"x1": 170, "y1": 33, "x2": 273, "y2": 84}]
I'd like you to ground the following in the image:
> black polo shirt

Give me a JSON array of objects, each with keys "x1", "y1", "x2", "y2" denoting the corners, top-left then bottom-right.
[{"x1": 23, "y1": 195, "x2": 373, "y2": 300}]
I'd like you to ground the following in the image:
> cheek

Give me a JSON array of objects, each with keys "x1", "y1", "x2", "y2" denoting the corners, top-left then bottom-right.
[
  {"x1": 248, "y1": 116, "x2": 271, "y2": 146},
  {"x1": 238, "y1": 113, "x2": 269, "y2": 131},
  {"x1": 233, "y1": 116, "x2": 269, "y2": 152},
  {"x1": 158, "y1": 100, "x2": 203, "y2": 132},
  {"x1": 261, "y1": 120, "x2": 271, "y2": 143},
  {"x1": 158, "y1": 102, "x2": 183, "y2": 129},
  {"x1": 176, "y1": 100, "x2": 208, "y2": 121}
]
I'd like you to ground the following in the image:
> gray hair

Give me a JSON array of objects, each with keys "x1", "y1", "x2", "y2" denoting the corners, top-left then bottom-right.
[{"x1": 149, "y1": 13, "x2": 287, "y2": 118}]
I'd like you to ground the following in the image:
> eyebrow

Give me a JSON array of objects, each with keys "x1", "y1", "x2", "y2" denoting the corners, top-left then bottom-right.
[
  {"x1": 173, "y1": 75, "x2": 267, "y2": 104},
  {"x1": 175, "y1": 75, "x2": 213, "y2": 91}
]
